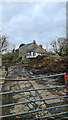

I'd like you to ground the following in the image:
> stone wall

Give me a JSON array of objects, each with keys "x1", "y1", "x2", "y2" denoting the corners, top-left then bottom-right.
[{"x1": 19, "y1": 49, "x2": 26, "y2": 58}]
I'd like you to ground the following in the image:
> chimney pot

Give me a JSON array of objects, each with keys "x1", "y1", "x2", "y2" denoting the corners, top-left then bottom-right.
[
  {"x1": 33, "y1": 40, "x2": 36, "y2": 44},
  {"x1": 39, "y1": 45, "x2": 42, "y2": 49}
]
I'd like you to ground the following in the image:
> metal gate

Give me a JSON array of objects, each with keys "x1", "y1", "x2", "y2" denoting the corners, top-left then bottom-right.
[{"x1": 0, "y1": 73, "x2": 68, "y2": 120}]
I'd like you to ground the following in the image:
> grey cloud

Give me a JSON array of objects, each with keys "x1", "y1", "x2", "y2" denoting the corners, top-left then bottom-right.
[{"x1": 2, "y1": 2, "x2": 66, "y2": 48}]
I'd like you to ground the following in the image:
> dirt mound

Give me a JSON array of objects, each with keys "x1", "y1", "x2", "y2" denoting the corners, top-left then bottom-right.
[{"x1": 28, "y1": 56, "x2": 68, "y2": 74}]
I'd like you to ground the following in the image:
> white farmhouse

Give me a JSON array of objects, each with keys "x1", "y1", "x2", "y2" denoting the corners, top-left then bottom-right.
[
  {"x1": 19, "y1": 40, "x2": 46, "y2": 60},
  {"x1": 27, "y1": 45, "x2": 46, "y2": 59}
]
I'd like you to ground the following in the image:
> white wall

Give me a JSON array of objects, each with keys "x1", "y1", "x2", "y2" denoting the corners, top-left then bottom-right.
[
  {"x1": 31, "y1": 52, "x2": 33, "y2": 56},
  {"x1": 27, "y1": 52, "x2": 46, "y2": 58}
]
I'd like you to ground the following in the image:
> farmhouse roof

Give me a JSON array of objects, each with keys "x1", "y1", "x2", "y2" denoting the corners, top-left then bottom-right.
[
  {"x1": 28, "y1": 46, "x2": 46, "y2": 54},
  {"x1": 19, "y1": 40, "x2": 46, "y2": 54},
  {"x1": 19, "y1": 43, "x2": 33, "y2": 50}
]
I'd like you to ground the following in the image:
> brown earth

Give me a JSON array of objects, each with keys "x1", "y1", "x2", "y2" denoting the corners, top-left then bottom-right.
[
  {"x1": 1, "y1": 56, "x2": 68, "y2": 120},
  {"x1": 28, "y1": 56, "x2": 68, "y2": 74},
  {"x1": 1, "y1": 59, "x2": 68, "y2": 120}
]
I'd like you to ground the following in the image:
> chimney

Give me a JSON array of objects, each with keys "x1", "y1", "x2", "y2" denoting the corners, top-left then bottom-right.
[
  {"x1": 33, "y1": 40, "x2": 36, "y2": 44},
  {"x1": 39, "y1": 45, "x2": 42, "y2": 49}
]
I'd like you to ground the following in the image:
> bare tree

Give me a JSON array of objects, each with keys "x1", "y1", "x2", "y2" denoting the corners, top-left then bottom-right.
[
  {"x1": 0, "y1": 35, "x2": 9, "y2": 54},
  {"x1": 51, "y1": 37, "x2": 68, "y2": 56}
]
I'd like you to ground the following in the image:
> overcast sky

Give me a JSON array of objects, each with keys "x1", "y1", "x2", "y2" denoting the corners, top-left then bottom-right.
[{"x1": 2, "y1": 2, "x2": 66, "y2": 49}]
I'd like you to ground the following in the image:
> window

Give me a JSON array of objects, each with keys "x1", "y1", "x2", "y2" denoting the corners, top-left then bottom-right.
[{"x1": 33, "y1": 52, "x2": 36, "y2": 56}]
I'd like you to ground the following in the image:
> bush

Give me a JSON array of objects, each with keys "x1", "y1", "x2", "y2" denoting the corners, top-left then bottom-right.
[{"x1": 2, "y1": 49, "x2": 20, "y2": 66}]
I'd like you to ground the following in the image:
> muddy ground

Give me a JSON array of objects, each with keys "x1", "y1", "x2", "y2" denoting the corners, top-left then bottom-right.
[
  {"x1": 28, "y1": 56, "x2": 68, "y2": 74},
  {"x1": 1, "y1": 64, "x2": 68, "y2": 120}
]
